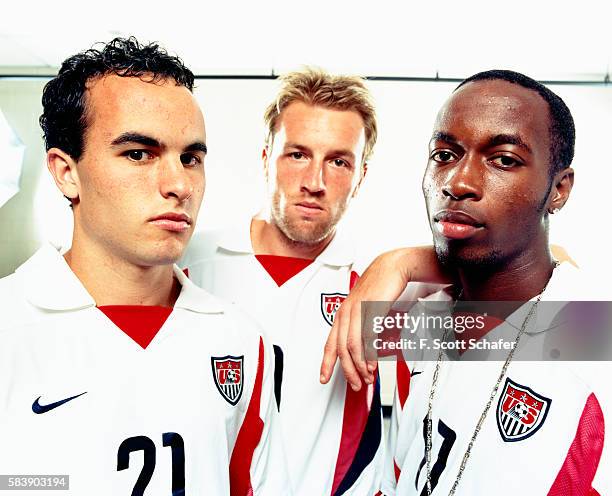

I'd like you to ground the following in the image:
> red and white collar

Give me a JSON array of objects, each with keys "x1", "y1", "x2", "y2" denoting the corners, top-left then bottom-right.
[
  {"x1": 18, "y1": 243, "x2": 225, "y2": 314},
  {"x1": 216, "y1": 216, "x2": 356, "y2": 267}
]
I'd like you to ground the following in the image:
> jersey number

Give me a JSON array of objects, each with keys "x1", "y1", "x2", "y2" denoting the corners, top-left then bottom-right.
[
  {"x1": 117, "y1": 432, "x2": 185, "y2": 496},
  {"x1": 415, "y1": 417, "x2": 456, "y2": 495}
]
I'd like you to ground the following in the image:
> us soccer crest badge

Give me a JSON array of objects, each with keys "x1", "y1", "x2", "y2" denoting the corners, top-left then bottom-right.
[
  {"x1": 496, "y1": 377, "x2": 551, "y2": 442},
  {"x1": 211, "y1": 355, "x2": 244, "y2": 406},
  {"x1": 321, "y1": 292, "x2": 347, "y2": 326}
]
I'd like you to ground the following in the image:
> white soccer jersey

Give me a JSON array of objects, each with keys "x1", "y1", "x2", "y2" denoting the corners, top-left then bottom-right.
[
  {"x1": 0, "y1": 244, "x2": 289, "y2": 496},
  {"x1": 182, "y1": 224, "x2": 384, "y2": 496},
  {"x1": 381, "y1": 262, "x2": 610, "y2": 496}
]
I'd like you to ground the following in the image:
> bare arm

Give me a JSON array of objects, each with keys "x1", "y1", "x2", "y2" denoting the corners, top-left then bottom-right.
[
  {"x1": 320, "y1": 244, "x2": 576, "y2": 391},
  {"x1": 320, "y1": 246, "x2": 451, "y2": 390}
]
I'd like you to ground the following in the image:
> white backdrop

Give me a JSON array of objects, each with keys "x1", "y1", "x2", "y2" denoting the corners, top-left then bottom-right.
[{"x1": 1, "y1": 77, "x2": 609, "y2": 279}]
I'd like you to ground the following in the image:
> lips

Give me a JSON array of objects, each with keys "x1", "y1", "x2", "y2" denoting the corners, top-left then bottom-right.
[
  {"x1": 294, "y1": 202, "x2": 324, "y2": 216},
  {"x1": 296, "y1": 202, "x2": 323, "y2": 210},
  {"x1": 149, "y1": 212, "x2": 192, "y2": 232},
  {"x1": 433, "y1": 210, "x2": 484, "y2": 240}
]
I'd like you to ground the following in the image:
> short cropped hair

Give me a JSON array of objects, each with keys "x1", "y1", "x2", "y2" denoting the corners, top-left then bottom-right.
[
  {"x1": 456, "y1": 70, "x2": 575, "y2": 175},
  {"x1": 40, "y1": 36, "x2": 195, "y2": 160},
  {"x1": 264, "y1": 67, "x2": 377, "y2": 165}
]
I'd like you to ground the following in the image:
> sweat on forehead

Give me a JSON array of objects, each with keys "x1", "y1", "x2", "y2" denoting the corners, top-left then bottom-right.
[
  {"x1": 448, "y1": 72, "x2": 576, "y2": 175},
  {"x1": 433, "y1": 80, "x2": 551, "y2": 159},
  {"x1": 444, "y1": 79, "x2": 550, "y2": 120}
]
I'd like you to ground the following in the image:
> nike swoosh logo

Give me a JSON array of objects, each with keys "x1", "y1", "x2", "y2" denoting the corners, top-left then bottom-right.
[
  {"x1": 410, "y1": 370, "x2": 423, "y2": 377},
  {"x1": 32, "y1": 392, "x2": 87, "y2": 414}
]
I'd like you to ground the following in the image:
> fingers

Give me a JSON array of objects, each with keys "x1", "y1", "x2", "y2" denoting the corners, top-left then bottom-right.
[
  {"x1": 321, "y1": 297, "x2": 374, "y2": 390},
  {"x1": 320, "y1": 319, "x2": 339, "y2": 384},
  {"x1": 336, "y1": 305, "x2": 363, "y2": 391},
  {"x1": 348, "y1": 299, "x2": 374, "y2": 384},
  {"x1": 362, "y1": 299, "x2": 380, "y2": 378}
]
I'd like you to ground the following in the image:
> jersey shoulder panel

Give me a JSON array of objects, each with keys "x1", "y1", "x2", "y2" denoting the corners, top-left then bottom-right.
[
  {"x1": 0, "y1": 271, "x2": 19, "y2": 303},
  {"x1": 223, "y1": 301, "x2": 271, "y2": 343},
  {"x1": 0, "y1": 271, "x2": 34, "y2": 332},
  {"x1": 189, "y1": 285, "x2": 268, "y2": 345}
]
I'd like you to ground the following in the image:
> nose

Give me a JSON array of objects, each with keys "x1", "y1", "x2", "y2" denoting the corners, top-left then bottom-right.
[
  {"x1": 159, "y1": 157, "x2": 194, "y2": 202},
  {"x1": 301, "y1": 157, "x2": 326, "y2": 195},
  {"x1": 441, "y1": 154, "x2": 482, "y2": 201}
]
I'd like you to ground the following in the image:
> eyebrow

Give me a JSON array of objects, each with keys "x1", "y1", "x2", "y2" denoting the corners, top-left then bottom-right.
[
  {"x1": 486, "y1": 134, "x2": 532, "y2": 154},
  {"x1": 185, "y1": 142, "x2": 208, "y2": 155},
  {"x1": 284, "y1": 142, "x2": 355, "y2": 160},
  {"x1": 111, "y1": 132, "x2": 161, "y2": 148},
  {"x1": 329, "y1": 149, "x2": 356, "y2": 161},
  {"x1": 430, "y1": 131, "x2": 458, "y2": 144},
  {"x1": 284, "y1": 143, "x2": 312, "y2": 153},
  {"x1": 111, "y1": 132, "x2": 207, "y2": 154},
  {"x1": 430, "y1": 131, "x2": 533, "y2": 154}
]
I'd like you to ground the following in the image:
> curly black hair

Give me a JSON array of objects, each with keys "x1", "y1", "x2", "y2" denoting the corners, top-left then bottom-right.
[
  {"x1": 456, "y1": 70, "x2": 575, "y2": 177},
  {"x1": 40, "y1": 36, "x2": 195, "y2": 160}
]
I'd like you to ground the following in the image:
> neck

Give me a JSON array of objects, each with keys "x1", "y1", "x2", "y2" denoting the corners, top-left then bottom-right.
[
  {"x1": 250, "y1": 217, "x2": 332, "y2": 259},
  {"x1": 457, "y1": 245, "x2": 556, "y2": 302},
  {"x1": 65, "y1": 232, "x2": 180, "y2": 307}
]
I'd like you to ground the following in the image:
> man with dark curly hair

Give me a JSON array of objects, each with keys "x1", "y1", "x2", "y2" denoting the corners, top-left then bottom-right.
[{"x1": 0, "y1": 37, "x2": 287, "y2": 495}]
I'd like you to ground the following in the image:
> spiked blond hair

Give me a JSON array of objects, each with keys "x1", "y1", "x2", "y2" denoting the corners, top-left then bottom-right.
[{"x1": 264, "y1": 67, "x2": 377, "y2": 165}]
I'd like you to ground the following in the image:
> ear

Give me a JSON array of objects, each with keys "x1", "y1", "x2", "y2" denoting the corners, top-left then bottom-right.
[
  {"x1": 351, "y1": 162, "x2": 368, "y2": 198},
  {"x1": 46, "y1": 148, "x2": 80, "y2": 203},
  {"x1": 262, "y1": 145, "x2": 273, "y2": 182},
  {"x1": 547, "y1": 167, "x2": 574, "y2": 214},
  {"x1": 262, "y1": 146, "x2": 269, "y2": 180}
]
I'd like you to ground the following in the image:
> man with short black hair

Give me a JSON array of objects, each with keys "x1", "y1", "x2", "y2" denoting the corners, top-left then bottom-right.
[
  {"x1": 0, "y1": 37, "x2": 287, "y2": 495},
  {"x1": 325, "y1": 70, "x2": 607, "y2": 494}
]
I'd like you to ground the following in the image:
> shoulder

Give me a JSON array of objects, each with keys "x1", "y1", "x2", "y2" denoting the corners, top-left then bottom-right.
[
  {"x1": 0, "y1": 270, "x2": 32, "y2": 332},
  {"x1": 181, "y1": 229, "x2": 230, "y2": 267},
  {"x1": 350, "y1": 255, "x2": 373, "y2": 278},
  {"x1": 0, "y1": 270, "x2": 19, "y2": 296},
  {"x1": 546, "y1": 261, "x2": 604, "y2": 300},
  {"x1": 203, "y1": 296, "x2": 274, "y2": 367},
  {"x1": 177, "y1": 273, "x2": 266, "y2": 342}
]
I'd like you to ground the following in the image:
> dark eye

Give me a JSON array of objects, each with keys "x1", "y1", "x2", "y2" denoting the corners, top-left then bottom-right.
[
  {"x1": 332, "y1": 158, "x2": 349, "y2": 168},
  {"x1": 490, "y1": 155, "x2": 520, "y2": 168},
  {"x1": 431, "y1": 150, "x2": 456, "y2": 163},
  {"x1": 180, "y1": 153, "x2": 202, "y2": 167},
  {"x1": 126, "y1": 150, "x2": 152, "y2": 162},
  {"x1": 290, "y1": 151, "x2": 305, "y2": 160}
]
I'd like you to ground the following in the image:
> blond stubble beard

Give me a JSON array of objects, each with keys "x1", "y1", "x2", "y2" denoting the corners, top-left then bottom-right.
[{"x1": 270, "y1": 195, "x2": 347, "y2": 246}]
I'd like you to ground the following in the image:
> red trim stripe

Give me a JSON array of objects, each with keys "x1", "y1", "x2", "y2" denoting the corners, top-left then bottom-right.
[
  {"x1": 330, "y1": 382, "x2": 373, "y2": 495},
  {"x1": 328, "y1": 269, "x2": 367, "y2": 495},
  {"x1": 394, "y1": 460, "x2": 401, "y2": 483},
  {"x1": 548, "y1": 393, "x2": 604, "y2": 495},
  {"x1": 230, "y1": 338, "x2": 265, "y2": 496},
  {"x1": 396, "y1": 359, "x2": 410, "y2": 410}
]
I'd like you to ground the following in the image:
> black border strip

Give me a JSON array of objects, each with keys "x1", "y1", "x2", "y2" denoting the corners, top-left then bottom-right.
[{"x1": 0, "y1": 73, "x2": 610, "y2": 85}]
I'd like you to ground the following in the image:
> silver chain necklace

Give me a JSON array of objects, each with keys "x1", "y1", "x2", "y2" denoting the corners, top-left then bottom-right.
[{"x1": 425, "y1": 262, "x2": 558, "y2": 496}]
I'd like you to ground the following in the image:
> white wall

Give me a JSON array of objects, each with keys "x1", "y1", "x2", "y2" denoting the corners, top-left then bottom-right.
[
  {"x1": 2, "y1": 77, "x2": 610, "y2": 278},
  {"x1": 0, "y1": 79, "x2": 46, "y2": 275}
]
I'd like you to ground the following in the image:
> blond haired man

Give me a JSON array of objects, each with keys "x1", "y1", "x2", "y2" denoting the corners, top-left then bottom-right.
[{"x1": 183, "y1": 68, "x2": 384, "y2": 495}]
